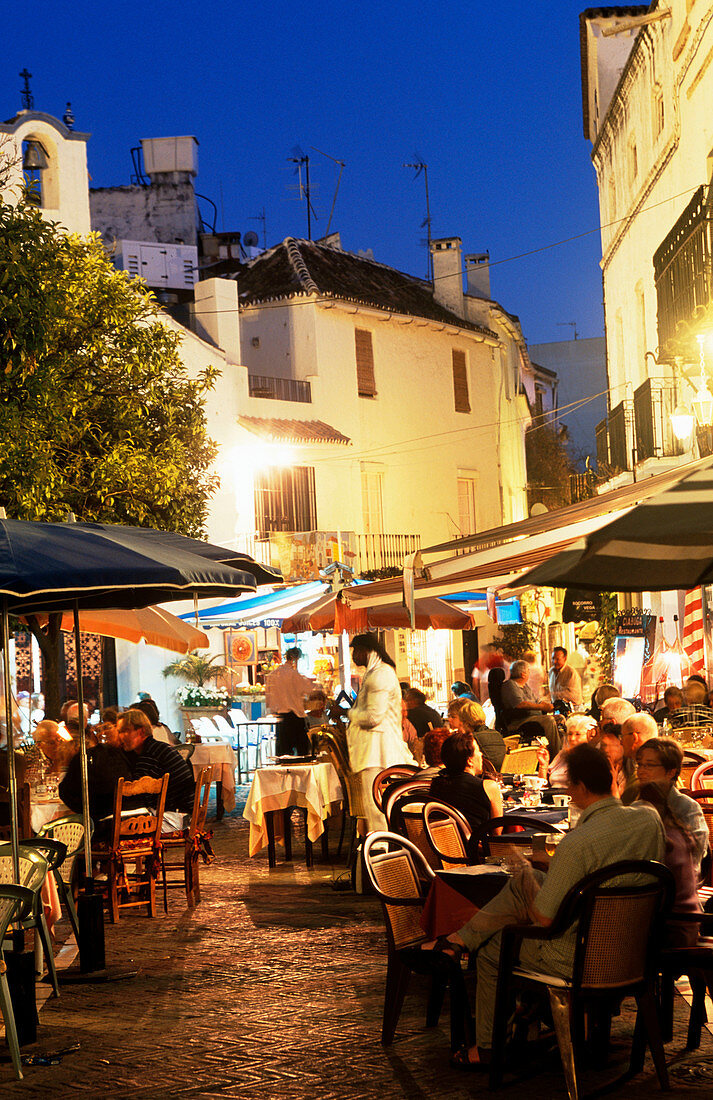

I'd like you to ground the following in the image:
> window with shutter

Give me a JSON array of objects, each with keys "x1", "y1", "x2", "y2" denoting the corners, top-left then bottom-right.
[
  {"x1": 355, "y1": 329, "x2": 376, "y2": 396},
  {"x1": 457, "y1": 474, "x2": 478, "y2": 536},
  {"x1": 254, "y1": 466, "x2": 317, "y2": 537},
  {"x1": 452, "y1": 349, "x2": 470, "y2": 412}
]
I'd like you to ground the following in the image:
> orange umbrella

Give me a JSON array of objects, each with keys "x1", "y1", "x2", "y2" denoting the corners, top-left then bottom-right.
[
  {"x1": 47, "y1": 605, "x2": 209, "y2": 653},
  {"x1": 282, "y1": 592, "x2": 472, "y2": 633}
]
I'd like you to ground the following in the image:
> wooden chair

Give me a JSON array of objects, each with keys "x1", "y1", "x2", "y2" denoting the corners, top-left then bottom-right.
[
  {"x1": 372, "y1": 764, "x2": 420, "y2": 813},
  {"x1": 161, "y1": 767, "x2": 213, "y2": 909},
  {"x1": 489, "y1": 860, "x2": 674, "y2": 1096},
  {"x1": 0, "y1": 782, "x2": 32, "y2": 841},
  {"x1": 422, "y1": 800, "x2": 472, "y2": 869},
  {"x1": 500, "y1": 746, "x2": 540, "y2": 776},
  {"x1": 362, "y1": 831, "x2": 473, "y2": 1051},
  {"x1": 690, "y1": 760, "x2": 713, "y2": 791},
  {"x1": 93, "y1": 773, "x2": 169, "y2": 922}
]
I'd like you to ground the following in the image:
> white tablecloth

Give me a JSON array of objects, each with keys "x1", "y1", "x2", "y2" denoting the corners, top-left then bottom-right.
[
  {"x1": 30, "y1": 797, "x2": 72, "y2": 835},
  {"x1": 243, "y1": 761, "x2": 342, "y2": 856},
  {"x1": 191, "y1": 742, "x2": 237, "y2": 811}
]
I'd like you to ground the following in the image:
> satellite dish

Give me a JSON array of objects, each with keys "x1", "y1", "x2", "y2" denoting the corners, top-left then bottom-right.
[{"x1": 243, "y1": 230, "x2": 259, "y2": 248}]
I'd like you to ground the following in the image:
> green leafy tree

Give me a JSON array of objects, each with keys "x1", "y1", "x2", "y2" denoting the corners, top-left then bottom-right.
[
  {"x1": 0, "y1": 199, "x2": 220, "y2": 717},
  {"x1": 163, "y1": 652, "x2": 228, "y2": 688}
]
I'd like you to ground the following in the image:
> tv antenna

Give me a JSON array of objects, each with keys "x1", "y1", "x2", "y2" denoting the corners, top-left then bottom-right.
[
  {"x1": 249, "y1": 207, "x2": 267, "y2": 250},
  {"x1": 310, "y1": 146, "x2": 346, "y2": 237},
  {"x1": 403, "y1": 155, "x2": 432, "y2": 280},
  {"x1": 287, "y1": 146, "x2": 318, "y2": 240},
  {"x1": 557, "y1": 321, "x2": 580, "y2": 340}
]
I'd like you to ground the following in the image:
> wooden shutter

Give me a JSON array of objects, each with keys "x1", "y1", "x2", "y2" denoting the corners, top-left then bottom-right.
[
  {"x1": 452, "y1": 349, "x2": 470, "y2": 412},
  {"x1": 355, "y1": 329, "x2": 376, "y2": 396}
]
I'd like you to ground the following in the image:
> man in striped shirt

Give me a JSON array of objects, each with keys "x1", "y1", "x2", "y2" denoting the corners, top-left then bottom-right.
[{"x1": 118, "y1": 709, "x2": 195, "y2": 813}]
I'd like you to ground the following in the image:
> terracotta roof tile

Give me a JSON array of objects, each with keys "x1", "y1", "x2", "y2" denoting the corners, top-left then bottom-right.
[
  {"x1": 211, "y1": 238, "x2": 496, "y2": 338},
  {"x1": 238, "y1": 417, "x2": 351, "y2": 445}
]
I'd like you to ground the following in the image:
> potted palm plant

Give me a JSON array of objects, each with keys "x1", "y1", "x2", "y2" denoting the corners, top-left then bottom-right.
[{"x1": 163, "y1": 652, "x2": 230, "y2": 734}]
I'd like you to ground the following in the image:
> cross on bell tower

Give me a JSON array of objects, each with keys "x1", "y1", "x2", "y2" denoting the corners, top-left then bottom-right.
[{"x1": 19, "y1": 69, "x2": 34, "y2": 111}]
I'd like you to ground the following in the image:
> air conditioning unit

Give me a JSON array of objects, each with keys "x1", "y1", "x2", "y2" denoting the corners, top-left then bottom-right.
[{"x1": 114, "y1": 240, "x2": 198, "y2": 290}]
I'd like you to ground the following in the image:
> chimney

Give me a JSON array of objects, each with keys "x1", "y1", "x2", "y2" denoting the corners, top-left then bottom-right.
[
  {"x1": 430, "y1": 236, "x2": 464, "y2": 318},
  {"x1": 465, "y1": 252, "x2": 491, "y2": 299},
  {"x1": 193, "y1": 278, "x2": 241, "y2": 362}
]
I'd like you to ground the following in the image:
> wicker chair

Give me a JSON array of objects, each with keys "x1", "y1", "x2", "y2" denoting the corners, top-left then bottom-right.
[
  {"x1": 317, "y1": 726, "x2": 368, "y2": 864},
  {"x1": 500, "y1": 746, "x2": 541, "y2": 776},
  {"x1": 35, "y1": 814, "x2": 90, "y2": 940},
  {"x1": 384, "y1": 780, "x2": 437, "y2": 868},
  {"x1": 93, "y1": 773, "x2": 169, "y2": 922},
  {"x1": 690, "y1": 760, "x2": 713, "y2": 791},
  {"x1": 362, "y1": 830, "x2": 473, "y2": 1050},
  {"x1": 488, "y1": 860, "x2": 673, "y2": 1096},
  {"x1": 422, "y1": 800, "x2": 472, "y2": 869},
  {"x1": 372, "y1": 765, "x2": 420, "y2": 813},
  {"x1": 161, "y1": 767, "x2": 213, "y2": 909}
]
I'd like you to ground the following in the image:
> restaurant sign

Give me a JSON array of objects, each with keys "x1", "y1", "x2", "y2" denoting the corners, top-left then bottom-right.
[{"x1": 562, "y1": 589, "x2": 601, "y2": 623}]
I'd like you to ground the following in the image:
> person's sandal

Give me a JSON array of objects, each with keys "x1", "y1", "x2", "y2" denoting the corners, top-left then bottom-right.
[
  {"x1": 450, "y1": 1045, "x2": 490, "y2": 1072},
  {"x1": 423, "y1": 935, "x2": 465, "y2": 962}
]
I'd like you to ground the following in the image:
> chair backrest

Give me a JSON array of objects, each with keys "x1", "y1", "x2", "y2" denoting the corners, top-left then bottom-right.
[
  {"x1": 680, "y1": 751, "x2": 706, "y2": 789},
  {"x1": 471, "y1": 813, "x2": 563, "y2": 861},
  {"x1": 36, "y1": 813, "x2": 89, "y2": 884},
  {"x1": 212, "y1": 714, "x2": 236, "y2": 740},
  {"x1": 689, "y1": 791, "x2": 713, "y2": 847},
  {"x1": 362, "y1": 831, "x2": 434, "y2": 950},
  {"x1": 110, "y1": 774, "x2": 169, "y2": 849},
  {"x1": 188, "y1": 768, "x2": 212, "y2": 838},
  {"x1": 564, "y1": 861, "x2": 673, "y2": 991},
  {"x1": 384, "y1": 782, "x2": 438, "y2": 867},
  {"x1": 372, "y1": 765, "x2": 420, "y2": 811},
  {"x1": 502, "y1": 734, "x2": 520, "y2": 752},
  {"x1": 422, "y1": 800, "x2": 472, "y2": 868},
  {"x1": 500, "y1": 746, "x2": 540, "y2": 775},
  {"x1": 0, "y1": 845, "x2": 48, "y2": 892},
  {"x1": 177, "y1": 744, "x2": 196, "y2": 762},
  {"x1": 228, "y1": 708, "x2": 249, "y2": 726},
  {"x1": 0, "y1": 782, "x2": 32, "y2": 840},
  {"x1": 691, "y1": 760, "x2": 713, "y2": 791}
]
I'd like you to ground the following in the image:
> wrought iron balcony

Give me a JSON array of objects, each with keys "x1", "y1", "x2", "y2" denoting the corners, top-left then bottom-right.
[
  {"x1": 633, "y1": 378, "x2": 684, "y2": 461},
  {"x1": 247, "y1": 375, "x2": 312, "y2": 402}
]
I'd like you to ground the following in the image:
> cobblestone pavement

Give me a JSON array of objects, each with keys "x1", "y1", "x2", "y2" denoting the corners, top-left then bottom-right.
[{"x1": 3, "y1": 801, "x2": 713, "y2": 1098}]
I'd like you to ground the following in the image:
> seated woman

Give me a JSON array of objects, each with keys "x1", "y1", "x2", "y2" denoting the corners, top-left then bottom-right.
[
  {"x1": 448, "y1": 699, "x2": 506, "y2": 772},
  {"x1": 134, "y1": 698, "x2": 178, "y2": 745},
  {"x1": 545, "y1": 714, "x2": 596, "y2": 787},
  {"x1": 598, "y1": 724, "x2": 627, "y2": 796},
  {"x1": 429, "y1": 731, "x2": 503, "y2": 838},
  {"x1": 637, "y1": 778, "x2": 702, "y2": 948},
  {"x1": 420, "y1": 727, "x2": 451, "y2": 778}
]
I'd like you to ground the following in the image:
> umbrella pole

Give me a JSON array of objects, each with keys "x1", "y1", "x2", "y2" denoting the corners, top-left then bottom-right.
[
  {"x1": 1, "y1": 597, "x2": 20, "y2": 881},
  {"x1": 73, "y1": 602, "x2": 105, "y2": 973}
]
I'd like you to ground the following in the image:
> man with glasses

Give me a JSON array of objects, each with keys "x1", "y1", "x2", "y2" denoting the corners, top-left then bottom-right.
[{"x1": 634, "y1": 737, "x2": 708, "y2": 871}]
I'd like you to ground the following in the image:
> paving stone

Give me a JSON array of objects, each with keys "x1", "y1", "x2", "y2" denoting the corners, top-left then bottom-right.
[{"x1": 1, "y1": 805, "x2": 711, "y2": 1097}]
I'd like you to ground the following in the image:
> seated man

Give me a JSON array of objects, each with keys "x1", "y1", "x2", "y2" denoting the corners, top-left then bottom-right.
[
  {"x1": 670, "y1": 678, "x2": 713, "y2": 729},
  {"x1": 427, "y1": 743, "x2": 665, "y2": 1068},
  {"x1": 500, "y1": 660, "x2": 560, "y2": 756},
  {"x1": 654, "y1": 685, "x2": 683, "y2": 725},
  {"x1": 59, "y1": 739, "x2": 134, "y2": 824},
  {"x1": 117, "y1": 708, "x2": 195, "y2": 814},
  {"x1": 404, "y1": 688, "x2": 444, "y2": 738}
]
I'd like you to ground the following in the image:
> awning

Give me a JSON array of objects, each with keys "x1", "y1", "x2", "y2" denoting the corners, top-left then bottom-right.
[
  {"x1": 238, "y1": 417, "x2": 350, "y2": 445},
  {"x1": 179, "y1": 581, "x2": 328, "y2": 627}
]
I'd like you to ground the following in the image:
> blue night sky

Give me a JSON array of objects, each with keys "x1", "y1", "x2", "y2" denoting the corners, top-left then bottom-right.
[{"x1": 4, "y1": 0, "x2": 604, "y2": 345}]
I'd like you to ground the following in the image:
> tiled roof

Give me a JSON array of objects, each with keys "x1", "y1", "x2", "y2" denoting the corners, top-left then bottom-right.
[
  {"x1": 213, "y1": 238, "x2": 496, "y2": 337},
  {"x1": 238, "y1": 417, "x2": 351, "y2": 445}
]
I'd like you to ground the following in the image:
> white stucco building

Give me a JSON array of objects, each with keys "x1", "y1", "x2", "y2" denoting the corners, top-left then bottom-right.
[{"x1": 580, "y1": 1, "x2": 713, "y2": 484}]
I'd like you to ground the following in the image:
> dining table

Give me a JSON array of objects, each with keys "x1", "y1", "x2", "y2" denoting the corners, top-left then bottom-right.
[
  {"x1": 243, "y1": 759, "x2": 343, "y2": 868},
  {"x1": 190, "y1": 739, "x2": 237, "y2": 819}
]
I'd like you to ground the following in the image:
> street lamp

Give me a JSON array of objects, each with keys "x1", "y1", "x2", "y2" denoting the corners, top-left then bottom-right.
[
  {"x1": 691, "y1": 335, "x2": 713, "y2": 427},
  {"x1": 670, "y1": 404, "x2": 695, "y2": 441}
]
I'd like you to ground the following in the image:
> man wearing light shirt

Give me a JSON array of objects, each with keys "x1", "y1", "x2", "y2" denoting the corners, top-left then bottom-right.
[
  {"x1": 266, "y1": 647, "x2": 314, "y2": 756},
  {"x1": 549, "y1": 646, "x2": 582, "y2": 707}
]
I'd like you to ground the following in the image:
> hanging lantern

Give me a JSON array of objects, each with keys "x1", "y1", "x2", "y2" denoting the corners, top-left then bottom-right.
[{"x1": 670, "y1": 403, "x2": 695, "y2": 440}]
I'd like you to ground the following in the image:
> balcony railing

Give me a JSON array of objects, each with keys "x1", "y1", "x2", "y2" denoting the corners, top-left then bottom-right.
[
  {"x1": 356, "y1": 533, "x2": 421, "y2": 575},
  {"x1": 595, "y1": 419, "x2": 609, "y2": 468},
  {"x1": 653, "y1": 184, "x2": 712, "y2": 349},
  {"x1": 633, "y1": 377, "x2": 684, "y2": 461},
  {"x1": 608, "y1": 400, "x2": 634, "y2": 473},
  {"x1": 248, "y1": 375, "x2": 312, "y2": 402},
  {"x1": 231, "y1": 531, "x2": 421, "y2": 582}
]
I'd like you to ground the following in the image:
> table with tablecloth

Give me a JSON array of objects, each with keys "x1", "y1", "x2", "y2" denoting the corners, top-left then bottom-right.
[
  {"x1": 420, "y1": 866, "x2": 511, "y2": 939},
  {"x1": 243, "y1": 761, "x2": 342, "y2": 867},
  {"x1": 190, "y1": 741, "x2": 237, "y2": 817}
]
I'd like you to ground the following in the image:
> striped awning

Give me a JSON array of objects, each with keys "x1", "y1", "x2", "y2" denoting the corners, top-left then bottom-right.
[{"x1": 519, "y1": 456, "x2": 713, "y2": 592}]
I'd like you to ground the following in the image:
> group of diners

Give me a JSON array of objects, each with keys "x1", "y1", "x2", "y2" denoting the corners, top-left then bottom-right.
[{"x1": 26, "y1": 700, "x2": 196, "y2": 833}]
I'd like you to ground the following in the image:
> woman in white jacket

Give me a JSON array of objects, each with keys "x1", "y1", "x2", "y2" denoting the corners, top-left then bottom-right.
[{"x1": 347, "y1": 633, "x2": 415, "y2": 832}]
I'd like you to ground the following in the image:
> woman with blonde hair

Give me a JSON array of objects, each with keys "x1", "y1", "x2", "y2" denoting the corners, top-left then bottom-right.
[{"x1": 450, "y1": 698, "x2": 506, "y2": 771}]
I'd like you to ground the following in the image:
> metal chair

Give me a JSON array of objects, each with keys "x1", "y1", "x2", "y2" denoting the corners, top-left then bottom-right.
[
  {"x1": 372, "y1": 764, "x2": 420, "y2": 812},
  {"x1": 422, "y1": 799, "x2": 472, "y2": 868},
  {"x1": 362, "y1": 831, "x2": 473, "y2": 1050},
  {"x1": 0, "y1": 844, "x2": 59, "y2": 997},
  {"x1": 488, "y1": 860, "x2": 674, "y2": 1097},
  {"x1": 161, "y1": 767, "x2": 213, "y2": 909},
  {"x1": 92, "y1": 773, "x2": 169, "y2": 922},
  {"x1": 0, "y1": 883, "x2": 35, "y2": 1080},
  {"x1": 34, "y1": 814, "x2": 90, "y2": 941}
]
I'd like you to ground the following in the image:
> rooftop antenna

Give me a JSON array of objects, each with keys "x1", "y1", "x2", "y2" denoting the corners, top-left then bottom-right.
[
  {"x1": 557, "y1": 321, "x2": 580, "y2": 340},
  {"x1": 310, "y1": 146, "x2": 346, "y2": 237},
  {"x1": 19, "y1": 68, "x2": 34, "y2": 111},
  {"x1": 249, "y1": 207, "x2": 267, "y2": 250},
  {"x1": 287, "y1": 146, "x2": 317, "y2": 240},
  {"x1": 403, "y1": 155, "x2": 432, "y2": 280}
]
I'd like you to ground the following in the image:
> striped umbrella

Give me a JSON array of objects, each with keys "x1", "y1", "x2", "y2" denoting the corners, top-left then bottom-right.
[
  {"x1": 683, "y1": 588, "x2": 706, "y2": 675},
  {"x1": 519, "y1": 457, "x2": 713, "y2": 592}
]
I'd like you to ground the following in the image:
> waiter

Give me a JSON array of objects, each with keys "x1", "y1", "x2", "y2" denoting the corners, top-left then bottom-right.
[{"x1": 266, "y1": 647, "x2": 314, "y2": 756}]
